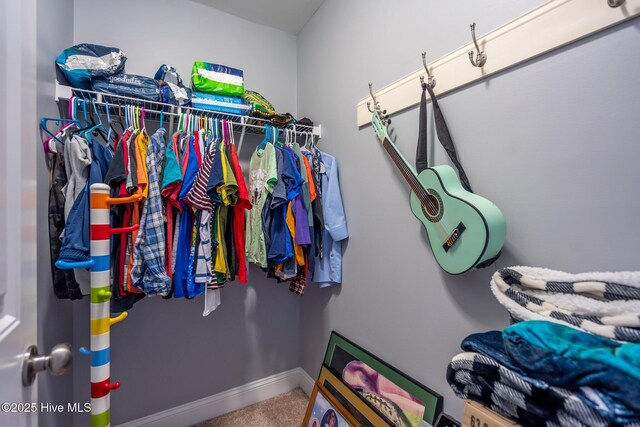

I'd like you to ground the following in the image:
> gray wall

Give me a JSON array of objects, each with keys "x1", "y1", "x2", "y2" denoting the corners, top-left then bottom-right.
[
  {"x1": 36, "y1": 0, "x2": 75, "y2": 426},
  {"x1": 72, "y1": 1, "x2": 301, "y2": 425},
  {"x1": 297, "y1": 0, "x2": 640, "y2": 419}
]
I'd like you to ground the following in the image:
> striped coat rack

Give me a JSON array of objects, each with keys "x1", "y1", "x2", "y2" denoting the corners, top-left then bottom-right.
[{"x1": 56, "y1": 183, "x2": 140, "y2": 427}]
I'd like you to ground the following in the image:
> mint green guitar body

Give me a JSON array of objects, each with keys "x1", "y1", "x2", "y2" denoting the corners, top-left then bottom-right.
[
  {"x1": 409, "y1": 165, "x2": 506, "y2": 275},
  {"x1": 369, "y1": 108, "x2": 506, "y2": 274}
]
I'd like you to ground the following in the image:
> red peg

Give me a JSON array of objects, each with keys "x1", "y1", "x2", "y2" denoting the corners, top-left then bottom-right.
[
  {"x1": 104, "y1": 381, "x2": 121, "y2": 392},
  {"x1": 91, "y1": 378, "x2": 121, "y2": 398},
  {"x1": 110, "y1": 224, "x2": 139, "y2": 235}
]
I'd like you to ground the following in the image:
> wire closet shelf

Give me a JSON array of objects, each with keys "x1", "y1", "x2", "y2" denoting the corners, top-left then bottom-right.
[{"x1": 54, "y1": 81, "x2": 322, "y2": 138}]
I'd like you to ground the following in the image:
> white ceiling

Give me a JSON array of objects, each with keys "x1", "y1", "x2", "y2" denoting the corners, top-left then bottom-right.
[{"x1": 193, "y1": 0, "x2": 326, "y2": 35}]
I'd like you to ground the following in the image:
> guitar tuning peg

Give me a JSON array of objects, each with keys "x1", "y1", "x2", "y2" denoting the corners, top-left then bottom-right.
[
  {"x1": 382, "y1": 110, "x2": 387, "y2": 115},
  {"x1": 387, "y1": 119, "x2": 392, "y2": 125}
]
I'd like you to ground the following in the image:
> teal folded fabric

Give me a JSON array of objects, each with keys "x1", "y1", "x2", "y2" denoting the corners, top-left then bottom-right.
[
  {"x1": 504, "y1": 320, "x2": 640, "y2": 380},
  {"x1": 503, "y1": 320, "x2": 640, "y2": 418}
]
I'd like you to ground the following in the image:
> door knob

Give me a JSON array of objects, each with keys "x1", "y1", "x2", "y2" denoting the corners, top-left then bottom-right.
[{"x1": 22, "y1": 343, "x2": 73, "y2": 387}]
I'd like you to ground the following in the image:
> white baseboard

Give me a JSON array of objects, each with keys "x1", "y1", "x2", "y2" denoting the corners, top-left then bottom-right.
[
  {"x1": 117, "y1": 367, "x2": 308, "y2": 427},
  {"x1": 298, "y1": 368, "x2": 315, "y2": 397}
]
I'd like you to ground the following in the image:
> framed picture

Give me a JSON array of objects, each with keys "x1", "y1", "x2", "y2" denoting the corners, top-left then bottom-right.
[
  {"x1": 323, "y1": 331, "x2": 443, "y2": 427},
  {"x1": 303, "y1": 382, "x2": 359, "y2": 427},
  {"x1": 318, "y1": 365, "x2": 394, "y2": 427},
  {"x1": 435, "y1": 413, "x2": 460, "y2": 427}
]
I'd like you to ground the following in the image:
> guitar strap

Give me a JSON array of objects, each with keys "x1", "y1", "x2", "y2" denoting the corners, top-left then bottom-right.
[
  {"x1": 416, "y1": 83, "x2": 501, "y2": 268},
  {"x1": 416, "y1": 82, "x2": 473, "y2": 193},
  {"x1": 415, "y1": 84, "x2": 429, "y2": 174}
]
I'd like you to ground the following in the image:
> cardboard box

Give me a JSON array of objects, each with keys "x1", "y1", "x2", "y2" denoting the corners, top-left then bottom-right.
[{"x1": 461, "y1": 400, "x2": 521, "y2": 427}]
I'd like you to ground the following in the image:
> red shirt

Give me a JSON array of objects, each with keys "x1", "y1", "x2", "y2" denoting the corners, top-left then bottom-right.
[{"x1": 228, "y1": 144, "x2": 252, "y2": 283}]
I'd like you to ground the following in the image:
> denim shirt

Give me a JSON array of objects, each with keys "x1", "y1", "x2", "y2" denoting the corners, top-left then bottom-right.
[{"x1": 312, "y1": 152, "x2": 348, "y2": 286}]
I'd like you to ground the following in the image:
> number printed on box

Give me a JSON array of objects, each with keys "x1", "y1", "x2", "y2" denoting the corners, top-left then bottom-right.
[{"x1": 462, "y1": 401, "x2": 521, "y2": 427}]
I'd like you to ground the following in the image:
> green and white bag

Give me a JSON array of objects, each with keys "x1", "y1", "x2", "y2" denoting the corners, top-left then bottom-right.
[{"x1": 191, "y1": 61, "x2": 244, "y2": 97}]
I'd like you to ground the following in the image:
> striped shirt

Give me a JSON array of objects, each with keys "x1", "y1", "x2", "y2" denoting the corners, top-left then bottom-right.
[{"x1": 185, "y1": 145, "x2": 216, "y2": 210}]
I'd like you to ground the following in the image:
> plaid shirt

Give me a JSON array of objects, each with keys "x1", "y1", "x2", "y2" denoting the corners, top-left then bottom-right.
[{"x1": 131, "y1": 129, "x2": 171, "y2": 296}]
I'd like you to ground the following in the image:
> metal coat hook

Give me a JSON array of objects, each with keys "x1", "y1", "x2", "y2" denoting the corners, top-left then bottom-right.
[
  {"x1": 419, "y1": 52, "x2": 436, "y2": 88},
  {"x1": 468, "y1": 22, "x2": 487, "y2": 67},
  {"x1": 608, "y1": 0, "x2": 625, "y2": 7},
  {"x1": 366, "y1": 83, "x2": 378, "y2": 113},
  {"x1": 366, "y1": 83, "x2": 390, "y2": 124}
]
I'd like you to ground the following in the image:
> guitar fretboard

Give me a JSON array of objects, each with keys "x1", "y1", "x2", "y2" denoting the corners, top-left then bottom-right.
[{"x1": 380, "y1": 137, "x2": 431, "y2": 206}]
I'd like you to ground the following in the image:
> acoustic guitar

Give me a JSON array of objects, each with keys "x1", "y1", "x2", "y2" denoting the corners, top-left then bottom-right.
[{"x1": 370, "y1": 109, "x2": 506, "y2": 275}]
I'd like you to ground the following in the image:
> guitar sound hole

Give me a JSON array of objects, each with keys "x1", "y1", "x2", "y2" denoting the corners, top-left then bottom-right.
[
  {"x1": 424, "y1": 195, "x2": 440, "y2": 216},
  {"x1": 421, "y1": 189, "x2": 444, "y2": 223}
]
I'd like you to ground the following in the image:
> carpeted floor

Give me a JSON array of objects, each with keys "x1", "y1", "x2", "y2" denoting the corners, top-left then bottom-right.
[{"x1": 192, "y1": 388, "x2": 309, "y2": 427}]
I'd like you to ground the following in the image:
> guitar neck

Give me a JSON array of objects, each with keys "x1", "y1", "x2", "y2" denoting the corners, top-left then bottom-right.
[{"x1": 380, "y1": 137, "x2": 427, "y2": 197}]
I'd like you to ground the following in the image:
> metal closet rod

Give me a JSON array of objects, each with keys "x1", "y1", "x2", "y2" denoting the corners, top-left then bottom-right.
[
  {"x1": 58, "y1": 85, "x2": 319, "y2": 136},
  {"x1": 72, "y1": 98, "x2": 313, "y2": 135}
]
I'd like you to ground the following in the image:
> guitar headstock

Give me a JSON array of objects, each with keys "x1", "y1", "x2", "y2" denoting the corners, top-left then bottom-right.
[{"x1": 368, "y1": 83, "x2": 392, "y2": 144}]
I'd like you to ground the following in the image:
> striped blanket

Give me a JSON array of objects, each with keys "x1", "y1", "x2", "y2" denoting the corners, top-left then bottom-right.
[
  {"x1": 447, "y1": 352, "x2": 640, "y2": 427},
  {"x1": 490, "y1": 267, "x2": 640, "y2": 342}
]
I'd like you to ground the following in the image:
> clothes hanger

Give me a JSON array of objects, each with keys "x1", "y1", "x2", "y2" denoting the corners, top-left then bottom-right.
[
  {"x1": 177, "y1": 112, "x2": 184, "y2": 134},
  {"x1": 41, "y1": 95, "x2": 81, "y2": 153},
  {"x1": 80, "y1": 99, "x2": 106, "y2": 144},
  {"x1": 104, "y1": 101, "x2": 113, "y2": 145},
  {"x1": 134, "y1": 106, "x2": 140, "y2": 132},
  {"x1": 258, "y1": 125, "x2": 270, "y2": 151},
  {"x1": 215, "y1": 118, "x2": 221, "y2": 145},
  {"x1": 223, "y1": 119, "x2": 230, "y2": 146},
  {"x1": 68, "y1": 98, "x2": 99, "y2": 139},
  {"x1": 80, "y1": 98, "x2": 89, "y2": 126},
  {"x1": 131, "y1": 105, "x2": 138, "y2": 132},
  {"x1": 109, "y1": 105, "x2": 124, "y2": 142},
  {"x1": 302, "y1": 129, "x2": 311, "y2": 152},
  {"x1": 229, "y1": 121, "x2": 235, "y2": 146},
  {"x1": 274, "y1": 127, "x2": 282, "y2": 148},
  {"x1": 41, "y1": 96, "x2": 80, "y2": 152},
  {"x1": 41, "y1": 117, "x2": 79, "y2": 151},
  {"x1": 207, "y1": 118, "x2": 218, "y2": 153},
  {"x1": 67, "y1": 98, "x2": 92, "y2": 137},
  {"x1": 125, "y1": 105, "x2": 130, "y2": 130},
  {"x1": 207, "y1": 116, "x2": 214, "y2": 149}
]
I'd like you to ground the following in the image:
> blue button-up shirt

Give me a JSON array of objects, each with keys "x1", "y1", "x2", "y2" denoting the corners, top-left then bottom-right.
[{"x1": 312, "y1": 152, "x2": 348, "y2": 286}]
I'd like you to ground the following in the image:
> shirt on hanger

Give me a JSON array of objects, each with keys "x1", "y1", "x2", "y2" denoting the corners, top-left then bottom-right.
[
  {"x1": 130, "y1": 128, "x2": 171, "y2": 296},
  {"x1": 228, "y1": 143, "x2": 252, "y2": 284},
  {"x1": 312, "y1": 152, "x2": 348, "y2": 287},
  {"x1": 245, "y1": 143, "x2": 277, "y2": 268}
]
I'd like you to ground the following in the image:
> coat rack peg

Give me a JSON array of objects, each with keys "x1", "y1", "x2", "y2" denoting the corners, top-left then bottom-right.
[
  {"x1": 109, "y1": 312, "x2": 128, "y2": 326},
  {"x1": 608, "y1": 0, "x2": 625, "y2": 7},
  {"x1": 103, "y1": 381, "x2": 121, "y2": 392},
  {"x1": 366, "y1": 101, "x2": 375, "y2": 113},
  {"x1": 421, "y1": 52, "x2": 436, "y2": 88},
  {"x1": 367, "y1": 83, "x2": 380, "y2": 113},
  {"x1": 468, "y1": 22, "x2": 487, "y2": 67}
]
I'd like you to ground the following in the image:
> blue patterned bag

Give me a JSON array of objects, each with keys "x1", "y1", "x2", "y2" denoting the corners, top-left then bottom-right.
[
  {"x1": 91, "y1": 74, "x2": 160, "y2": 102},
  {"x1": 56, "y1": 43, "x2": 126, "y2": 89}
]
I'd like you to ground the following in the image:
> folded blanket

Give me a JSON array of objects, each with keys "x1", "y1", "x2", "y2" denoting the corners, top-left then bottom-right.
[
  {"x1": 447, "y1": 352, "x2": 640, "y2": 427},
  {"x1": 504, "y1": 321, "x2": 640, "y2": 415},
  {"x1": 462, "y1": 328, "x2": 640, "y2": 424},
  {"x1": 490, "y1": 267, "x2": 640, "y2": 342}
]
